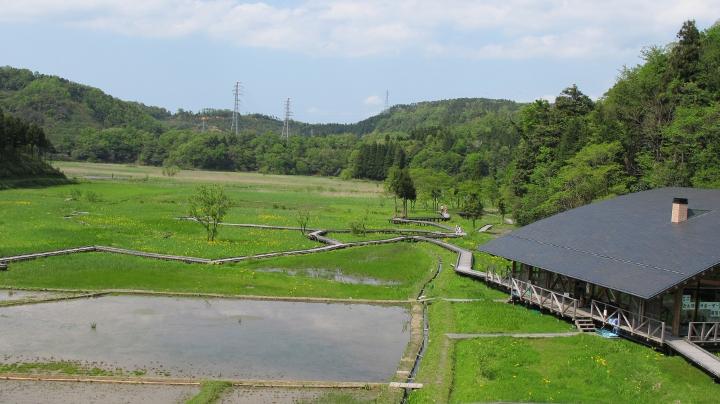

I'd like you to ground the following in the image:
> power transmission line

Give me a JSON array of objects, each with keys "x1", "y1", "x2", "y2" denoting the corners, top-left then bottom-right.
[
  {"x1": 281, "y1": 97, "x2": 292, "y2": 143},
  {"x1": 200, "y1": 108, "x2": 208, "y2": 132},
  {"x1": 230, "y1": 82, "x2": 243, "y2": 136}
]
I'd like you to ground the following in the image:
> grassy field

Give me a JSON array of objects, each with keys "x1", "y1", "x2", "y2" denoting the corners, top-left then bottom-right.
[
  {"x1": 452, "y1": 335, "x2": 719, "y2": 403},
  {"x1": 2, "y1": 162, "x2": 720, "y2": 403},
  {"x1": 0, "y1": 165, "x2": 479, "y2": 259},
  {"x1": 0, "y1": 243, "x2": 439, "y2": 300},
  {"x1": 409, "y1": 278, "x2": 575, "y2": 404},
  {"x1": 53, "y1": 161, "x2": 383, "y2": 195},
  {"x1": 449, "y1": 301, "x2": 575, "y2": 334}
]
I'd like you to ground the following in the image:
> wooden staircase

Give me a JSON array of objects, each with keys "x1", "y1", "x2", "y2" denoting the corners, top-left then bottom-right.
[{"x1": 575, "y1": 317, "x2": 596, "y2": 333}]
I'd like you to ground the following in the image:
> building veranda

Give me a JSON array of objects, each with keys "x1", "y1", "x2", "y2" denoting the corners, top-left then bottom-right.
[{"x1": 479, "y1": 188, "x2": 720, "y2": 348}]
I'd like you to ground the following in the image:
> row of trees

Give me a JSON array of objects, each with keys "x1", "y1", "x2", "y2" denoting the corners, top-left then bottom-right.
[
  {"x1": 0, "y1": 108, "x2": 64, "y2": 181},
  {"x1": 350, "y1": 140, "x2": 406, "y2": 180},
  {"x1": 0, "y1": 107, "x2": 53, "y2": 157},
  {"x1": 65, "y1": 129, "x2": 357, "y2": 176}
]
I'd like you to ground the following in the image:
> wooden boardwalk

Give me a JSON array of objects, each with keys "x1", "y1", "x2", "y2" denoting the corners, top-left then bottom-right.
[
  {"x1": 666, "y1": 337, "x2": 720, "y2": 379},
  {"x1": 95, "y1": 246, "x2": 211, "y2": 264},
  {"x1": 307, "y1": 230, "x2": 344, "y2": 246},
  {"x1": 390, "y1": 218, "x2": 455, "y2": 231},
  {"x1": 3, "y1": 246, "x2": 97, "y2": 263}
]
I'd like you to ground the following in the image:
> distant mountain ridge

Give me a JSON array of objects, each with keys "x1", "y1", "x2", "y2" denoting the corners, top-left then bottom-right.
[{"x1": 0, "y1": 66, "x2": 523, "y2": 141}]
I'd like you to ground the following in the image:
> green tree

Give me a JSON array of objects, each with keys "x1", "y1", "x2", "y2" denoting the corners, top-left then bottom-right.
[
  {"x1": 670, "y1": 20, "x2": 702, "y2": 82},
  {"x1": 463, "y1": 193, "x2": 484, "y2": 229},
  {"x1": 498, "y1": 198, "x2": 506, "y2": 221},
  {"x1": 188, "y1": 185, "x2": 231, "y2": 241},
  {"x1": 385, "y1": 166, "x2": 402, "y2": 215},
  {"x1": 295, "y1": 209, "x2": 311, "y2": 235},
  {"x1": 395, "y1": 169, "x2": 416, "y2": 217}
]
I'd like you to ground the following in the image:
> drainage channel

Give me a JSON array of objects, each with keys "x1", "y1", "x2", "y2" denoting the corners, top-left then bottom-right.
[{"x1": 401, "y1": 258, "x2": 442, "y2": 403}]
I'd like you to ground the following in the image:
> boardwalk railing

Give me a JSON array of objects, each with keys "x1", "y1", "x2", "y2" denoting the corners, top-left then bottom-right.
[
  {"x1": 590, "y1": 300, "x2": 665, "y2": 344},
  {"x1": 485, "y1": 265, "x2": 510, "y2": 288},
  {"x1": 688, "y1": 322, "x2": 720, "y2": 343},
  {"x1": 510, "y1": 278, "x2": 578, "y2": 320}
]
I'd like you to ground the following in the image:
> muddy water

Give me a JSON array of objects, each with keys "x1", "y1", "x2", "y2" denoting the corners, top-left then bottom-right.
[
  {"x1": 0, "y1": 289, "x2": 67, "y2": 302},
  {"x1": 0, "y1": 295, "x2": 410, "y2": 381}
]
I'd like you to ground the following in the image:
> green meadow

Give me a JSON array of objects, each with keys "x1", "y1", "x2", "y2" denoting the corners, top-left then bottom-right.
[
  {"x1": 1, "y1": 244, "x2": 437, "y2": 300},
  {"x1": 1, "y1": 162, "x2": 719, "y2": 404},
  {"x1": 451, "y1": 335, "x2": 718, "y2": 403}
]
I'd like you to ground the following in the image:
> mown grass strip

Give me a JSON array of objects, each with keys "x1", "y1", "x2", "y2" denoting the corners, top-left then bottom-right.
[{"x1": 185, "y1": 380, "x2": 233, "y2": 404}]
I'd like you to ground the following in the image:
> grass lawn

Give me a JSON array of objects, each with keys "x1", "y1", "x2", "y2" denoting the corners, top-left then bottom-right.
[
  {"x1": 452, "y1": 335, "x2": 720, "y2": 403},
  {"x1": 448, "y1": 301, "x2": 575, "y2": 334},
  {"x1": 421, "y1": 249, "x2": 508, "y2": 300},
  {"x1": 0, "y1": 243, "x2": 438, "y2": 300}
]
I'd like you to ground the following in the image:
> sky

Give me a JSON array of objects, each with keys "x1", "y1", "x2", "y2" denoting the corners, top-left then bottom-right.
[{"x1": 1, "y1": 1, "x2": 719, "y2": 123}]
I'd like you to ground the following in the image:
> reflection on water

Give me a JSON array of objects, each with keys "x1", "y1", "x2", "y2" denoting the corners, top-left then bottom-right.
[
  {"x1": 0, "y1": 295, "x2": 410, "y2": 381},
  {"x1": 254, "y1": 268, "x2": 400, "y2": 286}
]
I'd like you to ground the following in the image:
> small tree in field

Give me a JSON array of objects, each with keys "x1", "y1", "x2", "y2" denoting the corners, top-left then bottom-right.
[
  {"x1": 385, "y1": 166, "x2": 402, "y2": 216},
  {"x1": 188, "y1": 185, "x2": 231, "y2": 241},
  {"x1": 162, "y1": 164, "x2": 180, "y2": 177},
  {"x1": 296, "y1": 209, "x2": 311, "y2": 234},
  {"x1": 498, "y1": 198, "x2": 507, "y2": 221},
  {"x1": 464, "y1": 193, "x2": 484, "y2": 229},
  {"x1": 395, "y1": 169, "x2": 416, "y2": 218}
]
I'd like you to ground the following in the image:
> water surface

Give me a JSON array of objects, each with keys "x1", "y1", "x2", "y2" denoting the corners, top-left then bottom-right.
[
  {"x1": 254, "y1": 268, "x2": 400, "y2": 286},
  {"x1": 0, "y1": 289, "x2": 67, "y2": 302},
  {"x1": 0, "y1": 295, "x2": 410, "y2": 381}
]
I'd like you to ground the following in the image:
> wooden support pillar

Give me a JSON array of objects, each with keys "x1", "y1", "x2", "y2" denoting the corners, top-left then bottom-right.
[
  {"x1": 672, "y1": 288, "x2": 683, "y2": 337},
  {"x1": 511, "y1": 261, "x2": 516, "y2": 278},
  {"x1": 638, "y1": 300, "x2": 645, "y2": 318}
]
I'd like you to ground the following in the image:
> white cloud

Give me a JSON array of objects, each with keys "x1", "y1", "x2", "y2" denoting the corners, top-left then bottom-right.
[
  {"x1": 1, "y1": 0, "x2": 719, "y2": 59},
  {"x1": 363, "y1": 95, "x2": 383, "y2": 106}
]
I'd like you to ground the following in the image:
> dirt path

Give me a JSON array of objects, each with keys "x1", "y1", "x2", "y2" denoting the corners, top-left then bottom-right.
[{"x1": 0, "y1": 380, "x2": 198, "y2": 404}]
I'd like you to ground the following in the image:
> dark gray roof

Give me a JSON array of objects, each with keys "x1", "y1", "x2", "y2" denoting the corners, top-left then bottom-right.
[{"x1": 479, "y1": 188, "x2": 720, "y2": 299}]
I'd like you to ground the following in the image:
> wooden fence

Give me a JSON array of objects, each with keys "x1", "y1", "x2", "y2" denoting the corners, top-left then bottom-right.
[
  {"x1": 688, "y1": 322, "x2": 720, "y2": 343},
  {"x1": 590, "y1": 300, "x2": 665, "y2": 344},
  {"x1": 510, "y1": 278, "x2": 578, "y2": 320}
]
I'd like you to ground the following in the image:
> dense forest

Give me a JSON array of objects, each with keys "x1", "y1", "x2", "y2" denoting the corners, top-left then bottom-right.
[
  {"x1": 506, "y1": 20, "x2": 720, "y2": 224},
  {"x1": 0, "y1": 107, "x2": 66, "y2": 187},
  {"x1": 1, "y1": 20, "x2": 718, "y2": 222}
]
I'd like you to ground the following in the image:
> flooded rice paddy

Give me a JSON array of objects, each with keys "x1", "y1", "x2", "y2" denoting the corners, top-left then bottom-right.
[
  {"x1": 254, "y1": 267, "x2": 400, "y2": 286},
  {"x1": 0, "y1": 295, "x2": 410, "y2": 381},
  {"x1": 0, "y1": 380, "x2": 198, "y2": 404},
  {"x1": 0, "y1": 289, "x2": 70, "y2": 302}
]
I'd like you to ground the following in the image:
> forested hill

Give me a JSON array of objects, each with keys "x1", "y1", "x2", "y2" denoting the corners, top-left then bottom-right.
[
  {"x1": 0, "y1": 107, "x2": 67, "y2": 188},
  {"x1": 0, "y1": 66, "x2": 522, "y2": 140},
  {"x1": 506, "y1": 20, "x2": 720, "y2": 225},
  {"x1": 0, "y1": 68, "x2": 169, "y2": 144}
]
